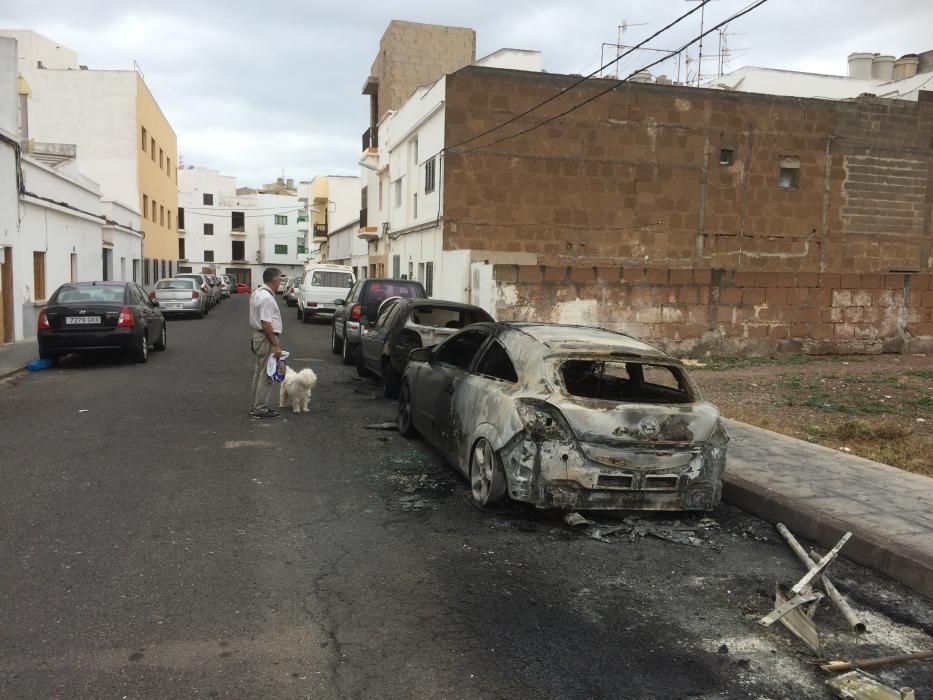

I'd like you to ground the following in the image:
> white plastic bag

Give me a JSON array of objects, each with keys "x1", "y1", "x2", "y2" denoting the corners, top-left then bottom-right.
[{"x1": 267, "y1": 350, "x2": 289, "y2": 382}]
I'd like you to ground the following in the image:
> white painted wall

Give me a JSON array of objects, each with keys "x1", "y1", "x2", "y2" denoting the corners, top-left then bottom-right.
[
  {"x1": 0, "y1": 29, "x2": 77, "y2": 86},
  {"x1": 474, "y1": 49, "x2": 543, "y2": 72},
  {"x1": 101, "y1": 199, "x2": 142, "y2": 283},
  {"x1": 326, "y1": 175, "x2": 362, "y2": 232},
  {"x1": 25, "y1": 68, "x2": 139, "y2": 205}
]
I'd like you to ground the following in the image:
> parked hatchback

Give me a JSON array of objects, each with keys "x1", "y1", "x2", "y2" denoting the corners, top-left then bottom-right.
[
  {"x1": 358, "y1": 298, "x2": 493, "y2": 397},
  {"x1": 397, "y1": 322, "x2": 729, "y2": 512},
  {"x1": 331, "y1": 278, "x2": 427, "y2": 365},
  {"x1": 152, "y1": 277, "x2": 208, "y2": 318},
  {"x1": 38, "y1": 281, "x2": 167, "y2": 363},
  {"x1": 174, "y1": 274, "x2": 215, "y2": 307}
]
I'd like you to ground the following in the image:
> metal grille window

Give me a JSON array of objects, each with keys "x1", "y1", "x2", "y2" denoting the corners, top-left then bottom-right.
[
  {"x1": 425, "y1": 262, "x2": 434, "y2": 296},
  {"x1": 274, "y1": 244, "x2": 288, "y2": 254},
  {"x1": 204, "y1": 223, "x2": 214, "y2": 236},
  {"x1": 232, "y1": 241, "x2": 245, "y2": 260},
  {"x1": 178, "y1": 238, "x2": 186, "y2": 259},
  {"x1": 425, "y1": 157, "x2": 436, "y2": 194},
  {"x1": 204, "y1": 250, "x2": 214, "y2": 262},
  {"x1": 392, "y1": 255, "x2": 400, "y2": 279},
  {"x1": 203, "y1": 193, "x2": 214, "y2": 206},
  {"x1": 178, "y1": 207, "x2": 185, "y2": 230},
  {"x1": 275, "y1": 215, "x2": 287, "y2": 225}
]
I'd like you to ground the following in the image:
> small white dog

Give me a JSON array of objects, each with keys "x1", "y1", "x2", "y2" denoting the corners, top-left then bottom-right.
[{"x1": 279, "y1": 366, "x2": 318, "y2": 413}]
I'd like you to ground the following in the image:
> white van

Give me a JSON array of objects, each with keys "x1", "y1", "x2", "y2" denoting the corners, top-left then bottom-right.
[{"x1": 296, "y1": 265, "x2": 356, "y2": 322}]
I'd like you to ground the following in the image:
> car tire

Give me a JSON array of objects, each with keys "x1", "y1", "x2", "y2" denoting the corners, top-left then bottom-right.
[
  {"x1": 341, "y1": 336, "x2": 356, "y2": 366},
  {"x1": 331, "y1": 323, "x2": 342, "y2": 354},
  {"x1": 397, "y1": 379, "x2": 418, "y2": 438},
  {"x1": 382, "y1": 358, "x2": 401, "y2": 399},
  {"x1": 154, "y1": 323, "x2": 167, "y2": 351},
  {"x1": 470, "y1": 437, "x2": 507, "y2": 507},
  {"x1": 356, "y1": 350, "x2": 372, "y2": 378},
  {"x1": 133, "y1": 331, "x2": 149, "y2": 363}
]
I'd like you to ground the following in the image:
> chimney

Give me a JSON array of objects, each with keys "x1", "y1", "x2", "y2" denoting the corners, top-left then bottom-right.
[
  {"x1": 277, "y1": 177, "x2": 285, "y2": 186},
  {"x1": 893, "y1": 55, "x2": 919, "y2": 81},
  {"x1": 871, "y1": 54, "x2": 895, "y2": 80},
  {"x1": 847, "y1": 52, "x2": 874, "y2": 79},
  {"x1": 286, "y1": 178, "x2": 294, "y2": 189}
]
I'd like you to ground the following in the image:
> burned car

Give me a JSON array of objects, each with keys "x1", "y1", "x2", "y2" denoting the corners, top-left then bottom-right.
[
  {"x1": 396, "y1": 322, "x2": 728, "y2": 512},
  {"x1": 357, "y1": 298, "x2": 494, "y2": 398}
]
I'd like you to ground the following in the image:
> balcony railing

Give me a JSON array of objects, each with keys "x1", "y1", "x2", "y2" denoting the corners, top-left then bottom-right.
[
  {"x1": 359, "y1": 208, "x2": 368, "y2": 228},
  {"x1": 313, "y1": 223, "x2": 327, "y2": 236},
  {"x1": 362, "y1": 126, "x2": 378, "y2": 151}
]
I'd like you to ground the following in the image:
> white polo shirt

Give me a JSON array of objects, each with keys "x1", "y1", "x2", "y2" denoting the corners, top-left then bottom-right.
[{"x1": 249, "y1": 284, "x2": 282, "y2": 334}]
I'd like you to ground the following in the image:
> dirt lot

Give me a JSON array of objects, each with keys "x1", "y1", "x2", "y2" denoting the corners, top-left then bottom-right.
[{"x1": 689, "y1": 353, "x2": 933, "y2": 476}]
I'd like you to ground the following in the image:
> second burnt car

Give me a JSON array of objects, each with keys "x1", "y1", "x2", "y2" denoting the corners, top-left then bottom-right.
[
  {"x1": 396, "y1": 322, "x2": 728, "y2": 512},
  {"x1": 357, "y1": 298, "x2": 493, "y2": 398}
]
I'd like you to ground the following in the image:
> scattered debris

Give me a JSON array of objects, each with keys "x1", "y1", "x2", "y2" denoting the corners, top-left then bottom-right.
[
  {"x1": 775, "y1": 523, "x2": 866, "y2": 633},
  {"x1": 398, "y1": 495, "x2": 435, "y2": 512},
  {"x1": 769, "y1": 586, "x2": 822, "y2": 655},
  {"x1": 586, "y1": 515, "x2": 723, "y2": 549},
  {"x1": 564, "y1": 512, "x2": 591, "y2": 528},
  {"x1": 78, "y1": 409, "x2": 89, "y2": 413},
  {"x1": 759, "y1": 587, "x2": 823, "y2": 628},
  {"x1": 367, "y1": 422, "x2": 398, "y2": 431},
  {"x1": 791, "y1": 531, "x2": 851, "y2": 595},
  {"x1": 826, "y1": 670, "x2": 915, "y2": 700},
  {"x1": 821, "y1": 650, "x2": 933, "y2": 673}
]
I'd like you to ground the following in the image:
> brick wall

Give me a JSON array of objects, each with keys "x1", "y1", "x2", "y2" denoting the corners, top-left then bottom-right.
[
  {"x1": 443, "y1": 67, "x2": 933, "y2": 274},
  {"x1": 491, "y1": 265, "x2": 933, "y2": 356}
]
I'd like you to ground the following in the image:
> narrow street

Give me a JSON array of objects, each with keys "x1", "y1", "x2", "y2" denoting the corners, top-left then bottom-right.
[{"x1": 1, "y1": 295, "x2": 931, "y2": 699}]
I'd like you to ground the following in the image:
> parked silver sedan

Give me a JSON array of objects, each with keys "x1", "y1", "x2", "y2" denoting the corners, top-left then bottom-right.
[
  {"x1": 397, "y1": 322, "x2": 729, "y2": 512},
  {"x1": 152, "y1": 278, "x2": 207, "y2": 318}
]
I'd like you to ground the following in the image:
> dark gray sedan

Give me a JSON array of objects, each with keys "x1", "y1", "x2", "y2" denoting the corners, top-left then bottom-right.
[
  {"x1": 397, "y1": 322, "x2": 728, "y2": 512},
  {"x1": 357, "y1": 298, "x2": 493, "y2": 397}
]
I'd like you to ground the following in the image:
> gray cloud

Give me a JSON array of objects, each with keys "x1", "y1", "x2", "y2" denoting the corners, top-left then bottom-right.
[{"x1": 3, "y1": 1, "x2": 931, "y2": 186}]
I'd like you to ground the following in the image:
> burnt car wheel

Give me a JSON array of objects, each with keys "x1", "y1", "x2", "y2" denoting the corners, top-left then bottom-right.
[
  {"x1": 382, "y1": 358, "x2": 401, "y2": 399},
  {"x1": 397, "y1": 380, "x2": 418, "y2": 438},
  {"x1": 331, "y1": 323, "x2": 342, "y2": 354},
  {"x1": 470, "y1": 438, "x2": 506, "y2": 507}
]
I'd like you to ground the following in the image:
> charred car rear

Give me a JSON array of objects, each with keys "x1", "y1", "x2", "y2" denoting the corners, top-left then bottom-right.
[{"x1": 396, "y1": 322, "x2": 728, "y2": 512}]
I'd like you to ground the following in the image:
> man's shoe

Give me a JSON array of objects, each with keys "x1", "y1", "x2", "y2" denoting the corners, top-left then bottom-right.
[{"x1": 249, "y1": 408, "x2": 281, "y2": 419}]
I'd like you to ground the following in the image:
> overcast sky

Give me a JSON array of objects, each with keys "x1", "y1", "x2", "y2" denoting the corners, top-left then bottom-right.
[{"x1": 2, "y1": 1, "x2": 930, "y2": 187}]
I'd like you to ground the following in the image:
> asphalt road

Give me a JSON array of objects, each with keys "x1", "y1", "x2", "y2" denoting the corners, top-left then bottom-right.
[{"x1": 1, "y1": 294, "x2": 931, "y2": 699}]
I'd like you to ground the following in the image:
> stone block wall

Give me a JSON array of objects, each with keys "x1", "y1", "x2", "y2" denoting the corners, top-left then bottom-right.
[
  {"x1": 491, "y1": 265, "x2": 933, "y2": 356},
  {"x1": 443, "y1": 67, "x2": 933, "y2": 274}
]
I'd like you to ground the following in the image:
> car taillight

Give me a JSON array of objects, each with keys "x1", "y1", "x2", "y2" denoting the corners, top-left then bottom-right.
[
  {"x1": 350, "y1": 304, "x2": 362, "y2": 321},
  {"x1": 117, "y1": 306, "x2": 135, "y2": 327},
  {"x1": 149, "y1": 291, "x2": 156, "y2": 300},
  {"x1": 192, "y1": 291, "x2": 200, "y2": 299},
  {"x1": 38, "y1": 309, "x2": 50, "y2": 330},
  {"x1": 516, "y1": 399, "x2": 574, "y2": 440},
  {"x1": 202, "y1": 284, "x2": 209, "y2": 293}
]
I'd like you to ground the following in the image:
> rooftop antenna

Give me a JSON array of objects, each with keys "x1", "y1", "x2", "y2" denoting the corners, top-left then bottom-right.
[{"x1": 615, "y1": 20, "x2": 648, "y2": 78}]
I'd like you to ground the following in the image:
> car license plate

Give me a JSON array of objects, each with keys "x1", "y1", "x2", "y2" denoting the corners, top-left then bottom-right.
[
  {"x1": 65, "y1": 316, "x2": 100, "y2": 325},
  {"x1": 321, "y1": 303, "x2": 334, "y2": 309},
  {"x1": 164, "y1": 303, "x2": 182, "y2": 310}
]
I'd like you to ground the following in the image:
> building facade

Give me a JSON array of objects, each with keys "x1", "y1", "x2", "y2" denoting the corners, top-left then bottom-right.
[
  {"x1": 0, "y1": 29, "x2": 177, "y2": 285},
  {"x1": 177, "y1": 167, "x2": 309, "y2": 286}
]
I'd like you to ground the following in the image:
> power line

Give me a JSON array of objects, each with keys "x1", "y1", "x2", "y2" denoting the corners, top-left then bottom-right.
[
  {"x1": 445, "y1": 0, "x2": 712, "y2": 153},
  {"x1": 182, "y1": 204, "x2": 309, "y2": 211},
  {"x1": 451, "y1": 0, "x2": 770, "y2": 156},
  {"x1": 180, "y1": 208, "x2": 306, "y2": 219}
]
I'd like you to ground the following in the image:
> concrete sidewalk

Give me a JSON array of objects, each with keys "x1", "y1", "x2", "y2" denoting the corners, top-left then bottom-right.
[
  {"x1": 722, "y1": 418, "x2": 933, "y2": 600},
  {"x1": 0, "y1": 338, "x2": 39, "y2": 380}
]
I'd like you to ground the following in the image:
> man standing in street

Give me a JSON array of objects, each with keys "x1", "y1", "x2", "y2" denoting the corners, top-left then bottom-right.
[{"x1": 249, "y1": 267, "x2": 284, "y2": 418}]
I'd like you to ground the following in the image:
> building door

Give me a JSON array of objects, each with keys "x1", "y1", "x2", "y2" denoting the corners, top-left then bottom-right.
[
  {"x1": 102, "y1": 248, "x2": 113, "y2": 281},
  {"x1": 1, "y1": 246, "x2": 13, "y2": 343},
  {"x1": 226, "y1": 267, "x2": 251, "y2": 286}
]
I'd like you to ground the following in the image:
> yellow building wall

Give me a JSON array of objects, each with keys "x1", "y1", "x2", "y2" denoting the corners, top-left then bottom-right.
[{"x1": 135, "y1": 74, "x2": 178, "y2": 262}]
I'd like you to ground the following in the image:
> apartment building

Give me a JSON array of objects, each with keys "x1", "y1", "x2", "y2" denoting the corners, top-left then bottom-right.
[
  {"x1": 0, "y1": 29, "x2": 178, "y2": 286},
  {"x1": 178, "y1": 167, "x2": 309, "y2": 286}
]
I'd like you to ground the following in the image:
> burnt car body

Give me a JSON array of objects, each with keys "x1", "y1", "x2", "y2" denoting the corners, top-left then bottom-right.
[
  {"x1": 357, "y1": 298, "x2": 493, "y2": 398},
  {"x1": 397, "y1": 322, "x2": 728, "y2": 512}
]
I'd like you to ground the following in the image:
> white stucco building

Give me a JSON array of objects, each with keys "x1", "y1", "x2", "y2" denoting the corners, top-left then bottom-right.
[
  {"x1": 178, "y1": 166, "x2": 310, "y2": 286},
  {"x1": 707, "y1": 49, "x2": 933, "y2": 101},
  {"x1": 358, "y1": 48, "x2": 542, "y2": 302},
  {"x1": 0, "y1": 35, "x2": 142, "y2": 343}
]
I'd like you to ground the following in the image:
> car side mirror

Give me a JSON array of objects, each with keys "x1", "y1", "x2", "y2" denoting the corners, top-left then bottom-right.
[
  {"x1": 334, "y1": 299, "x2": 345, "y2": 306},
  {"x1": 409, "y1": 347, "x2": 432, "y2": 363}
]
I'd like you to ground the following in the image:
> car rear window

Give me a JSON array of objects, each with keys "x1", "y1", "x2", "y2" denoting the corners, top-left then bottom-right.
[
  {"x1": 367, "y1": 282, "x2": 423, "y2": 303},
  {"x1": 311, "y1": 271, "x2": 353, "y2": 288},
  {"x1": 156, "y1": 279, "x2": 196, "y2": 290},
  {"x1": 409, "y1": 306, "x2": 491, "y2": 330},
  {"x1": 53, "y1": 285, "x2": 125, "y2": 303},
  {"x1": 559, "y1": 360, "x2": 694, "y2": 404}
]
